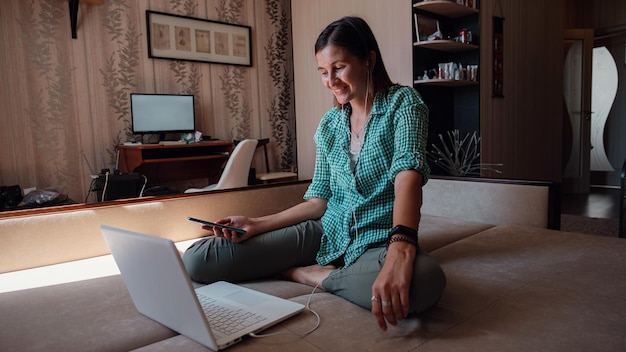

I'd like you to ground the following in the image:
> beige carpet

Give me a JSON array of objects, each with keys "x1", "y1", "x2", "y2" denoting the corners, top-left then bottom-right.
[{"x1": 560, "y1": 214, "x2": 620, "y2": 237}]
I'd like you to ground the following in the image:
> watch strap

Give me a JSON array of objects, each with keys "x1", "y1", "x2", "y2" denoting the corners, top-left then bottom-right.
[{"x1": 388, "y1": 225, "x2": 418, "y2": 239}]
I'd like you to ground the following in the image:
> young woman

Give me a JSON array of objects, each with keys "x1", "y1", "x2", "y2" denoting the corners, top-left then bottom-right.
[{"x1": 183, "y1": 16, "x2": 446, "y2": 332}]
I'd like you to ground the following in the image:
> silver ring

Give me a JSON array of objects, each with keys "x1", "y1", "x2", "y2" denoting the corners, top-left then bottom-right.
[
  {"x1": 381, "y1": 301, "x2": 392, "y2": 307},
  {"x1": 371, "y1": 295, "x2": 380, "y2": 302}
]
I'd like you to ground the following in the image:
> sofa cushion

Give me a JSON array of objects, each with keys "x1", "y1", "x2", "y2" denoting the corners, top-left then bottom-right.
[
  {"x1": 419, "y1": 214, "x2": 494, "y2": 252},
  {"x1": 0, "y1": 275, "x2": 176, "y2": 352},
  {"x1": 4, "y1": 225, "x2": 625, "y2": 352},
  {"x1": 425, "y1": 226, "x2": 626, "y2": 351},
  {"x1": 135, "y1": 292, "x2": 439, "y2": 352}
]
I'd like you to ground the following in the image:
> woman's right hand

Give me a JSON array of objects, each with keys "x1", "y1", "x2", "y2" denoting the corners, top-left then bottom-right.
[
  {"x1": 205, "y1": 197, "x2": 328, "y2": 244},
  {"x1": 204, "y1": 216, "x2": 255, "y2": 243}
]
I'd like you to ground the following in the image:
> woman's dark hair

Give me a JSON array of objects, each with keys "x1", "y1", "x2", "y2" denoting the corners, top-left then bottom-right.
[{"x1": 315, "y1": 16, "x2": 394, "y2": 95}]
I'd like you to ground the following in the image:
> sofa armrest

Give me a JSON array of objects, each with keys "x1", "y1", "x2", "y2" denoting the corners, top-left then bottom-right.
[
  {"x1": 422, "y1": 176, "x2": 561, "y2": 230},
  {"x1": 0, "y1": 182, "x2": 310, "y2": 273}
]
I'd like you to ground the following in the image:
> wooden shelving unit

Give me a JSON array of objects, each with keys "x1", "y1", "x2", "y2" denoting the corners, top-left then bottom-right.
[
  {"x1": 414, "y1": 78, "x2": 479, "y2": 87},
  {"x1": 412, "y1": 0, "x2": 481, "y2": 175},
  {"x1": 413, "y1": 39, "x2": 478, "y2": 52},
  {"x1": 413, "y1": 0, "x2": 478, "y2": 18}
]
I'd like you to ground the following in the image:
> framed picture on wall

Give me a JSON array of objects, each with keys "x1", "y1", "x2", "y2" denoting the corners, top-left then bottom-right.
[
  {"x1": 146, "y1": 10, "x2": 252, "y2": 66},
  {"x1": 413, "y1": 14, "x2": 441, "y2": 42}
]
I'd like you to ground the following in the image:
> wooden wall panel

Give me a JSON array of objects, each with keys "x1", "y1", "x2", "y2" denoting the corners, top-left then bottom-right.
[
  {"x1": 479, "y1": 0, "x2": 565, "y2": 181},
  {"x1": 592, "y1": 0, "x2": 626, "y2": 31}
]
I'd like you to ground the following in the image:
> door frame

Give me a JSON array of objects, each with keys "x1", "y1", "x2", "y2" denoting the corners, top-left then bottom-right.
[{"x1": 563, "y1": 29, "x2": 593, "y2": 194}]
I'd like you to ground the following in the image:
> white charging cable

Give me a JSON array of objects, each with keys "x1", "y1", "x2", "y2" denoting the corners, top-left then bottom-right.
[
  {"x1": 248, "y1": 280, "x2": 323, "y2": 338},
  {"x1": 100, "y1": 172, "x2": 109, "y2": 202},
  {"x1": 138, "y1": 175, "x2": 148, "y2": 197}
]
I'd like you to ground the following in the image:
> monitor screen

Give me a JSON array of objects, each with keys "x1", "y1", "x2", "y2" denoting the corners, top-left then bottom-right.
[{"x1": 130, "y1": 93, "x2": 195, "y2": 135}]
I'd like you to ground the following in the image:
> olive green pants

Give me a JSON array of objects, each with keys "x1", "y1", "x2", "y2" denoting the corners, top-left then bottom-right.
[{"x1": 182, "y1": 219, "x2": 446, "y2": 314}]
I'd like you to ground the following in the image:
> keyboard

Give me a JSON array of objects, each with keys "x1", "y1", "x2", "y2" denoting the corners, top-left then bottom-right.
[{"x1": 197, "y1": 294, "x2": 267, "y2": 337}]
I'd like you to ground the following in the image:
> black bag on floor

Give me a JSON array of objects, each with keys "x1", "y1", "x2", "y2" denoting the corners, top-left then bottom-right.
[{"x1": 0, "y1": 185, "x2": 23, "y2": 210}]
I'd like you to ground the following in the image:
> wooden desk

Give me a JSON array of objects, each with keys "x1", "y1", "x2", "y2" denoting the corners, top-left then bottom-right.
[{"x1": 118, "y1": 141, "x2": 232, "y2": 184}]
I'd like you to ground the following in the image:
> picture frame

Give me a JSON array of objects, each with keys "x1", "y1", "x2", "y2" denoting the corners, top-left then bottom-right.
[
  {"x1": 146, "y1": 10, "x2": 252, "y2": 67},
  {"x1": 413, "y1": 13, "x2": 441, "y2": 43}
]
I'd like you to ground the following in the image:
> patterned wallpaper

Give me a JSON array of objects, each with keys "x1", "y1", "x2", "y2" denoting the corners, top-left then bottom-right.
[{"x1": 0, "y1": 0, "x2": 296, "y2": 203}]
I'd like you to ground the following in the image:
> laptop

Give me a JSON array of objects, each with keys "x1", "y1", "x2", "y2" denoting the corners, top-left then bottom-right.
[{"x1": 100, "y1": 225, "x2": 305, "y2": 350}]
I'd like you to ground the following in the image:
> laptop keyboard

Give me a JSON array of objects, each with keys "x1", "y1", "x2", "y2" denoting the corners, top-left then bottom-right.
[{"x1": 197, "y1": 294, "x2": 267, "y2": 337}]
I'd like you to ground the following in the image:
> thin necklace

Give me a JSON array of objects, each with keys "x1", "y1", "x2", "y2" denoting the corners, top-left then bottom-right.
[
  {"x1": 353, "y1": 80, "x2": 371, "y2": 144},
  {"x1": 353, "y1": 112, "x2": 369, "y2": 140}
]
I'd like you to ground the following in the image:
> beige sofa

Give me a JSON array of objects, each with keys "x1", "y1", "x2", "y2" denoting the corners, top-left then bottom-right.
[{"x1": 1, "y1": 178, "x2": 625, "y2": 352}]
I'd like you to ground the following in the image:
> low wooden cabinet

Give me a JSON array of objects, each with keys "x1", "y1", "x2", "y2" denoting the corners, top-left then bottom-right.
[{"x1": 118, "y1": 141, "x2": 232, "y2": 184}]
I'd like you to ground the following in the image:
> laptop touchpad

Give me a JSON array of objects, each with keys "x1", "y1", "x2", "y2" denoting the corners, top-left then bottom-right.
[{"x1": 225, "y1": 290, "x2": 270, "y2": 306}]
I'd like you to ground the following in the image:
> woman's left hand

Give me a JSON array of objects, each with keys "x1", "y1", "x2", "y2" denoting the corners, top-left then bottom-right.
[
  {"x1": 370, "y1": 242, "x2": 416, "y2": 331},
  {"x1": 371, "y1": 170, "x2": 422, "y2": 331}
]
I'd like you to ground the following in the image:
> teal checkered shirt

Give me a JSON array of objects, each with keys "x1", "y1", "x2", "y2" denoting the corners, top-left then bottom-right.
[{"x1": 304, "y1": 85, "x2": 430, "y2": 266}]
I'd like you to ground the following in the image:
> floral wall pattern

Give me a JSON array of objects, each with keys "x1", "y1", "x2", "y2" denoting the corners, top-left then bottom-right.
[
  {"x1": 100, "y1": 0, "x2": 141, "y2": 166},
  {"x1": 0, "y1": 0, "x2": 295, "y2": 203},
  {"x1": 265, "y1": 0, "x2": 296, "y2": 171}
]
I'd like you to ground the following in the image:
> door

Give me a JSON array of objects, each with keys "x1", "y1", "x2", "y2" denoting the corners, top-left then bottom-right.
[{"x1": 562, "y1": 29, "x2": 593, "y2": 194}]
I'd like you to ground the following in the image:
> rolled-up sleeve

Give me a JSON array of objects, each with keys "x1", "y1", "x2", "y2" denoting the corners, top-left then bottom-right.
[
  {"x1": 304, "y1": 116, "x2": 333, "y2": 201},
  {"x1": 389, "y1": 89, "x2": 430, "y2": 184}
]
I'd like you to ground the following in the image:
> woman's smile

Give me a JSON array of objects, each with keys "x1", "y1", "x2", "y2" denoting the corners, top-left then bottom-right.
[{"x1": 332, "y1": 84, "x2": 349, "y2": 98}]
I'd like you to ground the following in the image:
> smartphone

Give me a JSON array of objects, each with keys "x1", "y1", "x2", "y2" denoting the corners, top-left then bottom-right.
[{"x1": 187, "y1": 217, "x2": 247, "y2": 235}]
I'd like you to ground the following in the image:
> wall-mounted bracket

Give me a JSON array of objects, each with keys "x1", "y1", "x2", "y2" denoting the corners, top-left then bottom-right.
[
  {"x1": 69, "y1": 0, "x2": 79, "y2": 39},
  {"x1": 69, "y1": 0, "x2": 104, "y2": 39}
]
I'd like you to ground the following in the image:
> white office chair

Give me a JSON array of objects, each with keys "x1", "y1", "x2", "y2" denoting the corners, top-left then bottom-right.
[
  {"x1": 184, "y1": 139, "x2": 258, "y2": 193},
  {"x1": 254, "y1": 139, "x2": 298, "y2": 184},
  {"x1": 234, "y1": 138, "x2": 298, "y2": 184}
]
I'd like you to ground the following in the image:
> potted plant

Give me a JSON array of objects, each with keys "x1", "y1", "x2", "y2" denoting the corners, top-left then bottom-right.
[{"x1": 426, "y1": 129, "x2": 502, "y2": 176}]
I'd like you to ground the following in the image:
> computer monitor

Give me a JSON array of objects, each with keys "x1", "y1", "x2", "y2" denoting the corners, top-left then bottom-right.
[{"x1": 130, "y1": 93, "x2": 195, "y2": 140}]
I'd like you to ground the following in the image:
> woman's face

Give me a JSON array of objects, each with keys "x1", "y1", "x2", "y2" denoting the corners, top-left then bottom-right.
[{"x1": 316, "y1": 44, "x2": 368, "y2": 106}]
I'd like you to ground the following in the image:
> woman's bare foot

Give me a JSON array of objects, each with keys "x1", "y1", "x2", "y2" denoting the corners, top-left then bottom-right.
[{"x1": 282, "y1": 264, "x2": 336, "y2": 289}]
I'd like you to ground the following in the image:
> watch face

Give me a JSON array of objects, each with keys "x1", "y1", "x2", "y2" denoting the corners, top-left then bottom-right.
[{"x1": 389, "y1": 225, "x2": 418, "y2": 238}]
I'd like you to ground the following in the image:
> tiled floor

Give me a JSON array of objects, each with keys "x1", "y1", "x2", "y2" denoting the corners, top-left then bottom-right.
[{"x1": 561, "y1": 187, "x2": 621, "y2": 219}]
